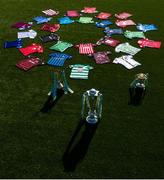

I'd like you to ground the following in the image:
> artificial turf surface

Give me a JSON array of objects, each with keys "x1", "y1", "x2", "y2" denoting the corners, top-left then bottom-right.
[{"x1": 0, "y1": 0, "x2": 164, "y2": 178}]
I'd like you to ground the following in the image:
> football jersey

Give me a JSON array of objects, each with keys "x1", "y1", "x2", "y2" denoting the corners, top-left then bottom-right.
[
  {"x1": 47, "y1": 53, "x2": 72, "y2": 67},
  {"x1": 113, "y1": 55, "x2": 141, "y2": 69},
  {"x1": 16, "y1": 57, "x2": 43, "y2": 71},
  {"x1": 92, "y1": 52, "x2": 111, "y2": 64},
  {"x1": 115, "y1": 12, "x2": 132, "y2": 19},
  {"x1": 50, "y1": 41, "x2": 73, "y2": 52},
  {"x1": 69, "y1": 64, "x2": 93, "y2": 79},
  {"x1": 66, "y1": 10, "x2": 80, "y2": 17},
  {"x1": 76, "y1": 43, "x2": 95, "y2": 54},
  {"x1": 81, "y1": 7, "x2": 97, "y2": 13},
  {"x1": 42, "y1": 9, "x2": 59, "y2": 16}
]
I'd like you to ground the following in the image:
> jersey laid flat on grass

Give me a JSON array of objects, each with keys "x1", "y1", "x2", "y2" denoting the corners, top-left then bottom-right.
[
  {"x1": 47, "y1": 53, "x2": 72, "y2": 67},
  {"x1": 69, "y1": 64, "x2": 93, "y2": 79},
  {"x1": 113, "y1": 55, "x2": 141, "y2": 69},
  {"x1": 42, "y1": 9, "x2": 59, "y2": 16},
  {"x1": 50, "y1": 41, "x2": 73, "y2": 52},
  {"x1": 16, "y1": 57, "x2": 44, "y2": 71},
  {"x1": 75, "y1": 43, "x2": 95, "y2": 54}
]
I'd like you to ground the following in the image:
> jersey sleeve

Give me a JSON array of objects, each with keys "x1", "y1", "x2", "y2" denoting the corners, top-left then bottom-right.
[{"x1": 87, "y1": 65, "x2": 94, "y2": 70}]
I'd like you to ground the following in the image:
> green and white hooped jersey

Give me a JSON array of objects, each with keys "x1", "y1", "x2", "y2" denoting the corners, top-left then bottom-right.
[{"x1": 69, "y1": 64, "x2": 93, "y2": 79}]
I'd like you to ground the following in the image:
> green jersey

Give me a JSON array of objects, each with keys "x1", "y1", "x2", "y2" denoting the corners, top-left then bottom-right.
[{"x1": 69, "y1": 64, "x2": 93, "y2": 79}]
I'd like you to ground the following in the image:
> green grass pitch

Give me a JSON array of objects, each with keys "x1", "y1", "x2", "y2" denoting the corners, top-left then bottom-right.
[{"x1": 0, "y1": 0, "x2": 164, "y2": 178}]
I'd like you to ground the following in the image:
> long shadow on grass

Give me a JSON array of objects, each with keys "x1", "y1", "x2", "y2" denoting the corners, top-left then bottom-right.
[
  {"x1": 40, "y1": 89, "x2": 64, "y2": 113},
  {"x1": 62, "y1": 119, "x2": 99, "y2": 172}
]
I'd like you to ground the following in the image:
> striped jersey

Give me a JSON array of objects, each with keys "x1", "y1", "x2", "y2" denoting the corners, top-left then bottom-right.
[
  {"x1": 47, "y1": 53, "x2": 72, "y2": 67},
  {"x1": 76, "y1": 43, "x2": 95, "y2": 54},
  {"x1": 69, "y1": 64, "x2": 93, "y2": 79},
  {"x1": 42, "y1": 9, "x2": 59, "y2": 16}
]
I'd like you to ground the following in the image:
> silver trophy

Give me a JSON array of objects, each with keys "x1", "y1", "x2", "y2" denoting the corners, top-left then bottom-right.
[{"x1": 81, "y1": 88, "x2": 103, "y2": 124}]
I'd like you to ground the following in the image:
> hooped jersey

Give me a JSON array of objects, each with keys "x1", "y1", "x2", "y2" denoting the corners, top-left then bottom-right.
[{"x1": 69, "y1": 64, "x2": 93, "y2": 79}]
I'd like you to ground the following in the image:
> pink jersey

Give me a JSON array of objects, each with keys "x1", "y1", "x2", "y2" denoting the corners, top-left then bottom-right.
[{"x1": 76, "y1": 43, "x2": 95, "y2": 54}]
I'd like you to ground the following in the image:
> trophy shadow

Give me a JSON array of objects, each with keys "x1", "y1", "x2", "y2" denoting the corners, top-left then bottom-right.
[
  {"x1": 40, "y1": 88, "x2": 64, "y2": 113},
  {"x1": 62, "y1": 119, "x2": 99, "y2": 172}
]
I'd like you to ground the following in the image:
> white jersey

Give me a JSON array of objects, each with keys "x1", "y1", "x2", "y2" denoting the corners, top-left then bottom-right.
[{"x1": 113, "y1": 55, "x2": 141, "y2": 69}]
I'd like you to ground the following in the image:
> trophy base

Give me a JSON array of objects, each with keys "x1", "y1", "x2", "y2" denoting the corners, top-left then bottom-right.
[{"x1": 86, "y1": 115, "x2": 98, "y2": 124}]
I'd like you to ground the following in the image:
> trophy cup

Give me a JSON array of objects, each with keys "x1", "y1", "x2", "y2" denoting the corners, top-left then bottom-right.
[{"x1": 81, "y1": 88, "x2": 103, "y2": 124}]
